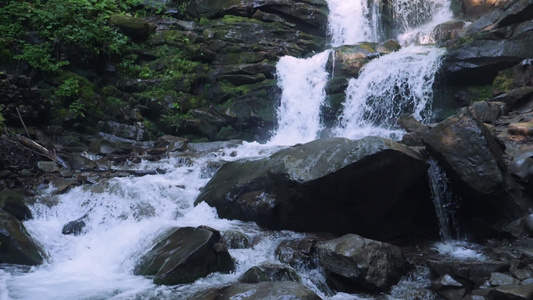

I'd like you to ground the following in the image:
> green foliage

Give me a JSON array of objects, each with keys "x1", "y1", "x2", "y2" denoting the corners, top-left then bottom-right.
[
  {"x1": 199, "y1": 17, "x2": 210, "y2": 26},
  {"x1": 0, "y1": 0, "x2": 139, "y2": 72},
  {"x1": 55, "y1": 78, "x2": 80, "y2": 99},
  {"x1": 467, "y1": 85, "x2": 493, "y2": 101},
  {"x1": 492, "y1": 68, "x2": 514, "y2": 93}
]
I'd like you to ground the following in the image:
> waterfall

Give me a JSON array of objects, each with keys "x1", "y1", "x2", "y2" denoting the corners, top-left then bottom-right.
[
  {"x1": 333, "y1": 45, "x2": 445, "y2": 140},
  {"x1": 393, "y1": 0, "x2": 453, "y2": 45},
  {"x1": 427, "y1": 158, "x2": 455, "y2": 243},
  {"x1": 328, "y1": 0, "x2": 382, "y2": 46},
  {"x1": 268, "y1": 50, "x2": 331, "y2": 145}
]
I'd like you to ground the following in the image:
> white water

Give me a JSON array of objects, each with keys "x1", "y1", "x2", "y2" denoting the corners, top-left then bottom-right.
[
  {"x1": 2, "y1": 1, "x2": 463, "y2": 299},
  {"x1": 333, "y1": 45, "x2": 445, "y2": 140},
  {"x1": 269, "y1": 50, "x2": 331, "y2": 145},
  {"x1": 328, "y1": 0, "x2": 382, "y2": 46}
]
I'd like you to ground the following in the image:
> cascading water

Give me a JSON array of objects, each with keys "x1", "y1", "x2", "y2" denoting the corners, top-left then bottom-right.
[
  {"x1": 393, "y1": 0, "x2": 453, "y2": 45},
  {"x1": 333, "y1": 45, "x2": 445, "y2": 140},
  {"x1": 1, "y1": 0, "x2": 473, "y2": 299},
  {"x1": 427, "y1": 158, "x2": 456, "y2": 243},
  {"x1": 268, "y1": 50, "x2": 331, "y2": 145},
  {"x1": 328, "y1": 0, "x2": 382, "y2": 46}
]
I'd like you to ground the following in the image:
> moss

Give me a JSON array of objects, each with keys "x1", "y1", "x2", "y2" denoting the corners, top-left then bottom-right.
[
  {"x1": 221, "y1": 15, "x2": 260, "y2": 24},
  {"x1": 492, "y1": 68, "x2": 514, "y2": 93},
  {"x1": 467, "y1": 85, "x2": 493, "y2": 101}
]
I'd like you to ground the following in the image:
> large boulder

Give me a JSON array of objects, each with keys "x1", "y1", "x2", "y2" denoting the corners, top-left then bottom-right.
[
  {"x1": 318, "y1": 234, "x2": 405, "y2": 293},
  {"x1": 189, "y1": 281, "x2": 322, "y2": 300},
  {"x1": 461, "y1": 0, "x2": 512, "y2": 20},
  {"x1": 195, "y1": 137, "x2": 437, "y2": 241},
  {"x1": 423, "y1": 112, "x2": 532, "y2": 229},
  {"x1": 134, "y1": 226, "x2": 234, "y2": 285},
  {"x1": 443, "y1": 30, "x2": 533, "y2": 85},
  {"x1": 0, "y1": 209, "x2": 44, "y2": 265}
]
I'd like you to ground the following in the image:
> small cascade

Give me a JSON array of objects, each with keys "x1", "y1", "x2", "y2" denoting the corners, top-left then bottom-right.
[
  {"x1": 327, "y1": 0, "x2": 383, "y2": 46},
  {"x1": 268, "y1": 50, "x2": 331, "y2": 145},
  {"x1": 393, "y1": 0, "x2": 453, "y2": 45},
  {"x1": 427, "y1": 158, "x2": 456, "y2": 243},
  {"x1": 333, "y1": 45, "x2": 445, "y2": 140}
]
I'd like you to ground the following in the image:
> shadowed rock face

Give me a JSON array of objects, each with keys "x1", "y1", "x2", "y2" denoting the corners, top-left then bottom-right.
[
  {"x1": 318, "y1": 234, "x2": 405, "y2": 293},
  {"x1": 195, "y1": 137, "x2": 438, "y2": 241},
  {"x1": 134, "y1": 226, "x2": 234, "y2": 285},
  {"x1": 189, "y1": 281, "x2": 322, "y2": 300},
  {"x1": 0, "y1": 209, "x2": 44, "y2": 266}
]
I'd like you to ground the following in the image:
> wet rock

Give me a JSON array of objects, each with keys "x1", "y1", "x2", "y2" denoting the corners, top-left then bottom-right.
[
  {"x1": 220, "y1": 230, "x2": 250, "y2": 249},
  {"x1": 189, "y1": 281, "x2": 322, "y2": 300},
  {"x1": 37, "y1": 161, "x2": 60, "y2": 173},
  {"x1": 62, "y1": 217, "x2": 87, "y2": 236},
  {"x1": 0, "y1": 209, "x2": 44, "y2": 265},
  {"x1": 489, "y1": 284, "x2": 533, "y2": 299},
  {"x1": 195, "y1": 137, "x2": 435, "y2": 241},
  {"x1": 489, "y1": 272, "x2": 519, "y2": 286},
  {"x1": 318, "y1": 234, "x2": 405, "y2": 293},
  {"x1": 134, "y1": 226, "x2": 234, "y2": 285},
  {"x1": 427, "y1": 259, "x2": 510, "y2": 284},
  {"x1": 276, "y1": 238, "x2": 319, "y2": 269},
  {"x1": 0, "y1": 189, "x2": 32, "y2": 220},
  {"x1": 433, "y1": 21, "x2": 467, "y2": 43},
  {"x1": 423, "y1": 111, "x2": 532, "y2": 225},
  {"x1": 154, "y1": 135, "x2": 188, "y2": 152},
  {"x1": 443, "y1": 31, "x2": 533, "y2": 85},
  {"x1": 431, "y1": 274, "x2": 466, "y2": 300},
  {"x1": 238, "y1": 264, "x2": 301, "y2": 283}
]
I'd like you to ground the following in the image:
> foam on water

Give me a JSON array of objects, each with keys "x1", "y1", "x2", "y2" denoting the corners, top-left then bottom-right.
[
  {"x1": 433, "y1": 242, "x2": 487, "y2": 261},
  {"x1": 269, "y1": 50, "x2": 331, "y2": 145},
  {"x1": 333, "y1": 45, "x2": 445, "y2": 140}
]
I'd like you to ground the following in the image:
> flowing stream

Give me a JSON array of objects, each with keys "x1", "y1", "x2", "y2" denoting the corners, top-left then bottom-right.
[{"x1": 1, "y1": 0, "x2": 470, "y2": 299}]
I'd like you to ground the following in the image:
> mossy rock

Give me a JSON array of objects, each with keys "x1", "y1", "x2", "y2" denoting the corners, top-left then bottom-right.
[{"x1": 109, "y1": 15, "x2": 156, "y2": 41}]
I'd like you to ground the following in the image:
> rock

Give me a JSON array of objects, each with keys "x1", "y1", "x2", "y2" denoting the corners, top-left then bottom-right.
[
  {"x1": 328, "y1": 41, "x2": 400, "y2": 78},
  {"x1": 98, "y1": 121, "x2": 149, "y2": 141},
  {"x1": 491, "y1": 86, "x2": 533, "y2": 111},
  {"x1": 461, "y1": 0, "x2": 512, "y2": 19},
  {"x1": 37, "y1": 161, "x2": 60, "y2": 173},
  {"x1": 423, "y1": 111, "x2": 532, "y2": 225},
  {"x1": 489, "y1": 284, "x2": 533, "y2": 299},
  {"x1": 62, "y1": 217, "x2": 87, "y2": 236},
  {"x1": 0, "y1": 189, "x2": 32, "y2": 220},
  {"x1": 0, "y1": 209, "x2": 44, "y2": 265},
  {"x1": 109, "y1": 15, "x2": 156, "y2": 41},
  {"x1": 514, "y1": 59, "x2": 533, "y2": 87},
  {"x1": 220, "y1": 230, "x2": 250, "y2": 249},
  {"x1": 134, "y1": 226, "x2": 234, "y2": 285},
  {"x1": 427, "y1": 259, "x2": 510, "y2": 283},
  {"x1": 195, "y1": 137, "x2": 436, "y2": 241},
  {"x1": 433, "y1": 21, "x2": 467, "y2": 43},
  {"x1": 508, "y1": 122, "x2": 533, "y2": 137},
  {"x1": 189, "y1": 281, "x2": 322, "y2": 300},
  {"x1": 510, "y1": 149, "x2": 533, "y2": 179},
  {"x1": 238, "y1": 264, "x2": 301, "y2": 283},
  {"x1": 398, "y1": 115, "x2": 430, "y2": 132},
  {"x1": 187, "y1": 0, "x2": 328, "y2": 36},
  {"x1": 154, "y1": 135, "x2": 188, "y2": 152},
  {"x1": 489, "y1": 272, "x2": 519, "y2": 286},
  {"x1": 276, "y1": 238, "x2": 319, "y2": 269},
  {"x1": 443, "y1": 31, "x2": 533, "y2": 85},
  {"x1": 318, "y1": 234, "x2": 405, "y2": 292},
  {"x1": 431, "y1": 274, "x2": 466, "y2": 300},
  {"x1": 469, "y1": 101, "x2": 504, "y2": 123}
]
